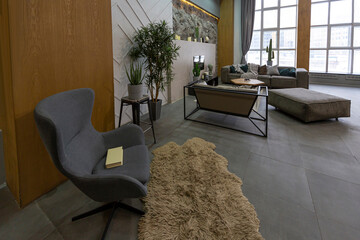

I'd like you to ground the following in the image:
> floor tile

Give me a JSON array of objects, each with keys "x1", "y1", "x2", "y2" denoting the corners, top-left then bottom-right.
[
  {"x1": 301, "y1": 144, "x2": 360, "y2": 184},
  {"x1": 37, "y1": 181, "x2": 93, "y2": 227},
  {"x1": 243, "y1": 186, "x2": 322, "y2": 240},
  {"x1": 307, "y1": 170, "x2": 360, "y2": 230},
  {"x1": 318, "y1": 216, "x2": 360, "y2": 240},
  {"x1": 243, "y1": 153, "x2": 314, "y2": 211},
  {"x1": 0, "y1": 202, "x2": 55, "y2": 240}
]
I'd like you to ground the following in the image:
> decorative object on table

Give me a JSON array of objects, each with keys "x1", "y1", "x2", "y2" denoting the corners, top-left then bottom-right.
[
  {"x1": 208, "y1": 64, "x2": 213, "y2": 76},
  {"x1": 126, "y1": 61, "x2": 144, "y2": 100},
  {"x1": 266, "y1": 39, "x2": 275, "y2": 66},
  {"x1": 187, "y1": 36, "x2": 192, "y2": 41},
  {"x1": 205, "y1": 36, "x2": 209, "y2": 43},
  {"x1": 193, "y1": 62, "x2": 201, "y2": 81},
  {"x1": 138, "y1": 138, "x2": 264, "y2": 240},
  {"x1": 175, "y1": 34, "x2": 181, "y2": 40},
  {"x1": 266, "y1": 65, "x2": 280, "y2": 76},
  {"x1": 130, "y1": 20, "x2": 180, "y2": 121}
]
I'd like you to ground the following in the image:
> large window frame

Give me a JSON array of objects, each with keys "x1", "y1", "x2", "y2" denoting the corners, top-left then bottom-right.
[
  {"x1": 309, "y1": 0, "x2": 360, "y2": 74},
  {"x1": 247, "y1": 0, "x2": 298, "y2": 67}
]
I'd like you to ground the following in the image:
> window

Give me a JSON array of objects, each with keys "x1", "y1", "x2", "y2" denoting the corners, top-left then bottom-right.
[
  {"x1": 309, "y1": 0, "x2": 360, "y2": 74},
  {"x1": 247, "y1": 0, "x2": 297, "y2": 66}
]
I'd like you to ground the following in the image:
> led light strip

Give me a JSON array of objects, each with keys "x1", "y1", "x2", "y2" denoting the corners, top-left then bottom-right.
[{"x1": 180, "y1": 0, "x2": 219, "y2": 21}]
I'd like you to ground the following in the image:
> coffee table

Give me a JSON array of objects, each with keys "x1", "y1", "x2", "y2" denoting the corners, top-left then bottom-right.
[{"x1": 231, "y1": 78, "x2": 265, "y2": 86}]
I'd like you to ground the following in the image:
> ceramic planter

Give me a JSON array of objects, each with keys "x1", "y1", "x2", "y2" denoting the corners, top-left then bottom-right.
[
  {"x1": 128, "y1": 84, "x2": 143, "y2": 100},
  {"x1": 267, "y1": 60, "x2": 273, "y2": 66},
  {"x1": 149, "y1": 99, "x2": 162, "y2": 121}
]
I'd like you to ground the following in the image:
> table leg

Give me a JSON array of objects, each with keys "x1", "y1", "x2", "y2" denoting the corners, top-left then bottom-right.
[
  {"x1": 118, "y1": 101, "x2": 124, "y2": 128},
  {"x1": 147, "y1": 99, "x2": 156, "y2": 143},
  {"x1": 132, "y1": 103, "x2": 140, "y2": 125}
]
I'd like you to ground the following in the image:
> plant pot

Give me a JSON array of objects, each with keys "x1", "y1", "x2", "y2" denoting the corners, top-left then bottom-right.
[
  {"x1": 149, "y1": 99, "x2": 162, "y2": 121},
  {"x1": 128, "y1": 84, "x2": 143, "y2": 100},
  {"x1": 193, "y1": 76, "x2": 200, "y2": 82},
  {"x1": 267, "y1": 60, "x2": 273, "y2": 66}
]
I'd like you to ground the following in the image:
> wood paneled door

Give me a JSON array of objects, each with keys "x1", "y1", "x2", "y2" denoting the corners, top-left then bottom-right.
[{"x1": 0, "y1": 0, "x2": 114, "y2": 207}]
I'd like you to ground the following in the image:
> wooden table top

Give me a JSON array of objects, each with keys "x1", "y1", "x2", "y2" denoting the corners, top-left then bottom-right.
[{"x1": 231, "y1": 78, "x2": 265, "y2": 86}]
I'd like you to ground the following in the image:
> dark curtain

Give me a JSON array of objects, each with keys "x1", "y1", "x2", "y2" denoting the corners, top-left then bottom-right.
[{"x1": 241, "y1": 0, "x2": 256, "y2": 64}]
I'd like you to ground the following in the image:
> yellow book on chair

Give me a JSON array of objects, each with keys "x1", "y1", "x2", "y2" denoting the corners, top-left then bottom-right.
[{"x1": 105, "y1": 146, "x2": 123, "y2": 169}]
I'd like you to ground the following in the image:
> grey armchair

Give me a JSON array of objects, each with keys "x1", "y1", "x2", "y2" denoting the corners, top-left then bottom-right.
[{"x1": 34, "y1": 88, "x2": 149, "y2": 240}]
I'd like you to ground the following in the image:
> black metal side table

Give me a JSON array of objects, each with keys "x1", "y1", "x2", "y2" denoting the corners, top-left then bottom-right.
[{"x1": 118, "y1": 96, "x2": 156, "y2": 143}]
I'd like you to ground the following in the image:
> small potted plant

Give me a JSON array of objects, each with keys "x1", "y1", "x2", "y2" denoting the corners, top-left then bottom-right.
[
  {"x1": 126, "y1": 61, "x2": 144, "y2": 100},
  {"x1": 130, "y1": 20, "x2": 180, "y2": 121},
  {"x1": 208, "y1": 64, "x2": 213, "y2": 77},
  {"x1": 266, "y1": 39, "x2": 275, "y2": 66},
  {"x1": 193, "y1": 63, "x2": 201, "y2": 81}
]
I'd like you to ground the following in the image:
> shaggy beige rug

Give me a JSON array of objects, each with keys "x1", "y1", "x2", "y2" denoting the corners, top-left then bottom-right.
[{"x1": 138, "y1": 137, "x2": 263, "y2": 240}]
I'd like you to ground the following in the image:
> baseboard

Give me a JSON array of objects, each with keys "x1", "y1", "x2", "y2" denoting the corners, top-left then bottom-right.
[{"x1": 310, "y1": 73, "x2": 360, "y2": 88}]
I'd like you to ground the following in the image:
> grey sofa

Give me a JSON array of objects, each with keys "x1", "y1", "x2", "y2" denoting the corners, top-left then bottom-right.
[{"x1": 221, "y1": 65, "x2": 309, "y2": 89}]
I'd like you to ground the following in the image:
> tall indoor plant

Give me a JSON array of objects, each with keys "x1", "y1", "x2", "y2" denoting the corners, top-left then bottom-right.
[{"x1": 130, "y1": 20, "x2": 180, "y2": 120}]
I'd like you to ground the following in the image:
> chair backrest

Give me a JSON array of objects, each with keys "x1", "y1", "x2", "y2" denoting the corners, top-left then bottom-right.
[
  {"x1": 194, "y1": 87, "x2": 258, "y2": 117},
  {"x1": 34, "y1": 88, "x2": 106, "y2": 178}
]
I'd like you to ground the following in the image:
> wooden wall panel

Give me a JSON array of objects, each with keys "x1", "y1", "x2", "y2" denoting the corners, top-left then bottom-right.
[
  {"x1": 0, "y1": 0, "x2": 20, "y2": 201},
  {"x1": 297, "y1": 0, "x2": 311, "y2": 70},
  {"x1": 1, "y1": 0, "x2": 114, "y2": 206},
  {"x1": 217, "y1": 0, "x2": 234, "y2": 74}
]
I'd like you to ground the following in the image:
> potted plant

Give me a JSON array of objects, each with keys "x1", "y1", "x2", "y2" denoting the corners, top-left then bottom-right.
[
  {"x1": 130, "y1": 20, "x2": 180, "y2": 121},
  {"x1": 195, "y1": 27, "x2": 199, "y2": 42},
  {"x1": 266, "y1": 39, "x2": 275, "y2": 66},
  {"x1": 126, "y1": 61, "x2": 144, "y2": 100},
  {"x1": 208, "y1": 64, "x2": 213, "y2": 77},
  {"x1": 193, "y1": 63, "x2": 201, "y2": 81}
]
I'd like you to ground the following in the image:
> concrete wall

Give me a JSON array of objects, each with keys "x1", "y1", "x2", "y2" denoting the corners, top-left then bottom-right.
[
  {"x1": 233, "y1": 0, "x2": 242, "y2": 64},
  {"x1": 171, "y1": 40, "x2": 217, "y2": 103},
  {"x1": 190, "y1": 0, "x2": 220, "y2": 17},
  {"x1": 0, "y1": 130, "x2": 5, "y2": 186}
]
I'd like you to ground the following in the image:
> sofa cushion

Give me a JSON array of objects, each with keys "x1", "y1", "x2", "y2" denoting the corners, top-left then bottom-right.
[
  {"x1": 267, "y1": 65, "x2": 280, "y2": 75},
  {"x1": 228, "y1": 73, "x2": 242, "y2": 79},
  {"x1": 258, "y1": 65, "x2": 267, "y2": 75},
  {"x1": 248, "y1": 63, "x2": 259, "y2": 74},
  {"x1": 271, "y1": 76, "x2": 296, "y2": 88},
  {"x1": 234, "y1": 64, "x2": 245, "y2": 74},
  {"x1": 257, "y1": 75, "x2": 271, "y2": 86},
  {"x1": 93, "y1": 145, "x2": 150, "y2": 184},
  {"x1": 230, "y1": 65, "x2": 236, "y2": 73}
]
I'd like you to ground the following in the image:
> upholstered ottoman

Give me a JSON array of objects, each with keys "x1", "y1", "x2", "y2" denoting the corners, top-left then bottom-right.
[{"x1": 269, "y1": 88, "x2": 351, "y2": 122}]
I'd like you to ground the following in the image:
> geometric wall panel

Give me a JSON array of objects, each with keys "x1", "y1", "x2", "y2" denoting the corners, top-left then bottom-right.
[{"x1": 112, "y1": 0, "x2": 172, "y2": 127}]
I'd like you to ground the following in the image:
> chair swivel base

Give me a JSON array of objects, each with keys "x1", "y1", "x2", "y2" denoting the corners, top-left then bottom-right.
[{"x1": 72, "y1": 201, "x2": 145, "y2": 240}]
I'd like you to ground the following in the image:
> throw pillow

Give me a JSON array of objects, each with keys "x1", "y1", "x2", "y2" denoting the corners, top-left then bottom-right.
[
  {"x1": 240, "y1": 64, "x2": 248, "y2": 73},
  {"x1": 258, "y1": 65, "x2": 267, "y2": 75},
  {"x1": 289, "y1": 68, "x2": 296, "y2": 77},
  {"x1": 230, "y1": 65, "x2": 236, "y2": 73},
  {"x1": 267, "y1": 65, "x2": 280, "y2": 76},
  {"x1": 248, "y1": 63, "x2": 259, "y2": 74},
  {"x1": 241, "y1": 71, "x2": 258, "y2": 79},
  {"x1": 279, "y1": 68, "x2": 296, "y2": 77},
  {"x1": 235, "y1": 64, "x2": 245, "y2": 74}
]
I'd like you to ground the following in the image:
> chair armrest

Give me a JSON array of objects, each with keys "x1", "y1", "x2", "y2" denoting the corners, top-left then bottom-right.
[
  {"x1": 102, "y1": 124, "x2": 145, "y2": 149},
  {"x1": 296, "y1": 68, "x2": 309, "y2": 89},
  {"x1": 221, "y1": 66, "x2": 231, "y2": 84},
  {"x1": 71, "y1": 174, "x2": 147, "y2": 202}
]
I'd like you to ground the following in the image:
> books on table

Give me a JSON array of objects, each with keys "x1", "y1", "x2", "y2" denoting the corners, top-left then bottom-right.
[{"x1": 105, "y1": 146, "x2": 123, "y2": 169}]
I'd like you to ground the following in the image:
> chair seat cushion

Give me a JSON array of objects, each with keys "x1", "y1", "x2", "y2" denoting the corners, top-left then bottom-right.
[{"x1": 92, "y1": 145, "x2": 150, "y2": 184}]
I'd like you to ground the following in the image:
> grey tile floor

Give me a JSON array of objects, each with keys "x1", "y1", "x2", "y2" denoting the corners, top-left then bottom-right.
[{"x1": 0, "y1": 84, "x2": 359, "y2": 240}]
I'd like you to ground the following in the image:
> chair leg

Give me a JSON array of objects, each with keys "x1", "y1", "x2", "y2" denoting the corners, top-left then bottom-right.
[
  {"x1": 72, "y1": 202, "x2": 115, "y2": 222},
  {"x1": 71, "y1": 201, "x2": 145, "y2": 240},
  {"x1": 101, "y1": 203, "x2": 117, "y2": 240}
]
